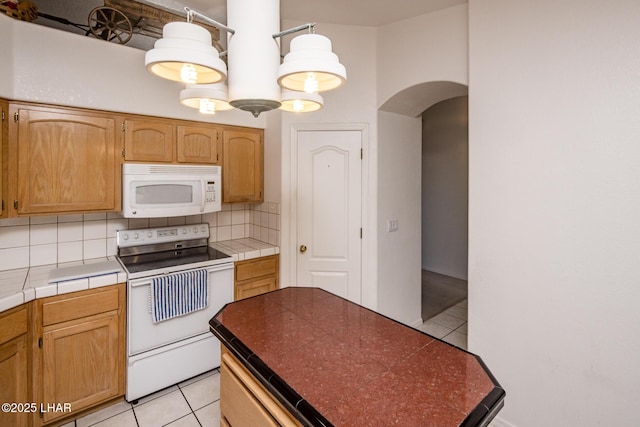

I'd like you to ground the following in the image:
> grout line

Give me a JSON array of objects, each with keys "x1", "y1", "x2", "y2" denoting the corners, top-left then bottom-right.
[
  {"x1": 175, "y1": 387, "x2": 203, "y2": 427},
  {"x1": 131, "y1": 406, "x2": 140, "y2": 427}
]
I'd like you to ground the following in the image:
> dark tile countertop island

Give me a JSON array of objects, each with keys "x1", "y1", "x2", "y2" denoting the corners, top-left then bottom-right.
[{"x1": 209, "y1": 287, "x2": 505, "y2": 426}]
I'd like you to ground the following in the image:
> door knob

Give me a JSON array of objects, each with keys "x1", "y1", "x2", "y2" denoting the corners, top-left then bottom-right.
[{"x1": 299, "y1": 244, "x2": 307, "y2": 253}]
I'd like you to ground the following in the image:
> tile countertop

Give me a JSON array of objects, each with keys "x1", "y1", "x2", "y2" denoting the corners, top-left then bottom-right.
[
  {"x1": 209, "y1": 238, "x2": 279, "y2": 261},
  {"x1": 210, "y1": 288, "x2": 505, "y2": 427},
  {"x1": 0, "y1": 257, "x2": 127, "y2": 313}
]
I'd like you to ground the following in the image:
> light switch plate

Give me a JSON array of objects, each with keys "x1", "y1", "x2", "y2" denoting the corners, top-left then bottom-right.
[{"x1": 387, "y1": 219, "x2": 399, "y2": 232}]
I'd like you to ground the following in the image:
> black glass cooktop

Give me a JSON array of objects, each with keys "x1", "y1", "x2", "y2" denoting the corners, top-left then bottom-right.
[{"x1": 118, "y1": 246, "x2": 232, "y2": 275}]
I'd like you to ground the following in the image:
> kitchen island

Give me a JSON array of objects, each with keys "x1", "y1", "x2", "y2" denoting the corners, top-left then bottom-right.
[{"x1": 209, "y1": 287, "x2": 504, "y2": 426}]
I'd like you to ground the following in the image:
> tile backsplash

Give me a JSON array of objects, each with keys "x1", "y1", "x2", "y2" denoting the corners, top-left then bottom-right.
[{"x1": 0, "y1": 202, "x2": 280, "y2": 271}]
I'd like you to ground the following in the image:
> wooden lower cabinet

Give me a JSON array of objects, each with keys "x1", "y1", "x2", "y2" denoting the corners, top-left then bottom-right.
[
  {"x1": 0, "y1": 304, "x2": 30, "y2": 427},
  {"x1": 220, "y1": 348, "x2": 302, "y2": 427},
  {"x1": 234, "y1": 255, "x2": 279, "y2": 301},
  {"x1": 33, "y1": 284, "x2": 126, "y2": 426}
]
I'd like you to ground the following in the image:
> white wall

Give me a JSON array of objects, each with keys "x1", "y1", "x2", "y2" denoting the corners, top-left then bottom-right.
[
  {"x1": 377, "y1": 110, "x2": 422, "y2": 325},
  {"x1": 468, "y1": 1, "x2": 640, "y2": 425},
  {"x1": 0, "y1": 16, "x2": 14, "y2": 96},
  {"x1": 263, "y1": 111, "x2": 282, "y2": 204},
  {"x1": 377, "y1": 4, "x2": 468, "y2": 109},
  {"x1": 422, "y1": 96, "x2": 468, "y2": 280},
  {"x1": 0, "y1": 14, "x2": 260, "y2": 128}
]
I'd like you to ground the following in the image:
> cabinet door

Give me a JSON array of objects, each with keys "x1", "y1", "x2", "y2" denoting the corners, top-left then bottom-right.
[
  {"x1": 222, "y1": 129, "x2": 263, "y2": 203},
  {"x1": 14, "y1": 106, "x2": 120, "y2": 215},
  {"x1": 0, "y1": 99, "x2": 7, "y2": 218},
  {"x1": 0, "y1": 336, "x2": 29, "y2": 427},
  {"x1": 0, "y1": 305, "x2": 29, "y2": 427},
  {"x1": 41, "y1": 314, "x2": 120, "y2": 424},
  {"x1": 124, "y1": 119, "x2": 174, "y2": 162},
  {"x1": 177, "y1": 124, "x2": 220, "y2": 164}
]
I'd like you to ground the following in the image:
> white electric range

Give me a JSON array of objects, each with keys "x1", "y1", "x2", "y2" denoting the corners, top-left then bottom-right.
[{"x1": 116, "y1": 224, "x2": 233, "y2": 402}]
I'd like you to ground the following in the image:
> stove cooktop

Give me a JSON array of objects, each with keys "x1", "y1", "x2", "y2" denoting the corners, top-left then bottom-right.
[
  {"x1": 115, "y1": 224, "x2": 234, "y2": 279},
  {"x1": 118, "y1": 246, "x2": 233, "y2": 276}
]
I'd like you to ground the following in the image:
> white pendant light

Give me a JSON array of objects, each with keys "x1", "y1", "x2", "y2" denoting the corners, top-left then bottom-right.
[
  {"x1": 277, "y1": 33, "x2": 347, "y2": 93},
  {"x1": 179, "y1": 83, "x2": 234, "y2": 114},
  {"x1": 144, "y1": 3, "x2": 346, "y2": 116},
  {"x1": 279, "y1": 90, "x2": 323, "y2": 113},
  {"x1": 145, "y1": 22, "x2": 227, "y2": 84}
]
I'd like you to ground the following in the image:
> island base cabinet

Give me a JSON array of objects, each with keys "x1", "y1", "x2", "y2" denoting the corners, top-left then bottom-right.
[
  {"x1": 220, "y1": 349, "x2": 302, "y2": 427},
  {"x1": 0, "y1": 305, "x2": 30, "y2": 427}
]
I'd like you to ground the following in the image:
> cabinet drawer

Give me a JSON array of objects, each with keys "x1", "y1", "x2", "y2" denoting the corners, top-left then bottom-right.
[
  {"x1": 42, "y1": 286, "x2": 120, "y2": 326},
  {"x1": 0, "y1": 305, "x2": 28, "y2": 344},
  {"x1": 236, "y1": 256, "x2": 277, "y2": 282}
]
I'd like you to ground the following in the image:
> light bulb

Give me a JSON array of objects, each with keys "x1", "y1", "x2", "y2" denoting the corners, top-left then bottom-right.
[
  {"x1": 199, "y1": 99, "x2": 216, "y2": 114},
  {"x1": 293, "y1": 100, "x2": 305, "y2": 112},
  {"x1": 180, "y1": 64, "x2": 198, "y2": 84},
  {"x1": 304, "y1": 73, "x2": 319, "y2": 93}
]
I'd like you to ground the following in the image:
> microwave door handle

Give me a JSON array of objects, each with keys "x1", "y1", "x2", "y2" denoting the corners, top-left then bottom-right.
[{"x1": 200, "y1": 179, "x2": 206, "y2": 212}]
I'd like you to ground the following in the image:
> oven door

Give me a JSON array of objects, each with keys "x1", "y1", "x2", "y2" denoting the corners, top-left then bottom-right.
[{"x1": 127, "y1": 262, "x2": 233, "y2": 356}]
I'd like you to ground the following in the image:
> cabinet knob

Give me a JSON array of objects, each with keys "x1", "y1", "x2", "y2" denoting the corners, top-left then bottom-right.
[{"x1": 299, "y1": 245, "x2": 307, "y2": 253}]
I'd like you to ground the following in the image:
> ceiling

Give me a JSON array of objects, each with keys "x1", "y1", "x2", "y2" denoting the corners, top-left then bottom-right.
[{"x1": 24, "y1": 0, "x2": 466, "y2": 50}]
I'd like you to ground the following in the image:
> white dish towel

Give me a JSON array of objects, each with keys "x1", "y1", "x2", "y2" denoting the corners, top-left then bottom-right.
[{"x1": 151, "y1": 269, "x2": 209, "y2": 323}]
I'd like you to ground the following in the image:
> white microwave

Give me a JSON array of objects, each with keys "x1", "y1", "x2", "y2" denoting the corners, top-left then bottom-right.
[{"x1": 122, "y1": 163, "x2": 221, "y2": 218}]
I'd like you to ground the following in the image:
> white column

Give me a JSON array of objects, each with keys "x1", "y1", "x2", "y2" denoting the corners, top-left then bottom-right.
[{"x1": 226, "y1": 0, "x2": 281, "y2": 105}]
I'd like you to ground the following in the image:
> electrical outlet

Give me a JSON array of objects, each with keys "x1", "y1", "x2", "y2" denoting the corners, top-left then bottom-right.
[{"x1": 387, "y1": 219, "x2": 399, "y2": 232}]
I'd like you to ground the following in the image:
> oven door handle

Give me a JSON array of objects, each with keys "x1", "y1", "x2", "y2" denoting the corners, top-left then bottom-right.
[
  {"x1": 130, "y1": 279, "x2": 153, "y2": 288},
  {"x1": 128, "y1": 263, "x2": 233, "y2": 287}
]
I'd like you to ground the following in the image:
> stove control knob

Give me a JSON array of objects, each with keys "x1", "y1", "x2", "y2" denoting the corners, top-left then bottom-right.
[
  {"x1": 123, "y1": 233, "x2": 129, "y2": 240},
  {"x1": 133, "y1": 233, "x2": 139, "y2": 239},
  {"x1": 201, "y1": 226, "x2": 207, "y2": 233},
  {"x1": 147, "y1": 232, "x2": 153, "y2": 238},
  {"x1": 194, "y1": 227, "x2": 199, "y2": 233},
  {"x1": 181, "y1": 228, "x2": 187, "y2": 234}
]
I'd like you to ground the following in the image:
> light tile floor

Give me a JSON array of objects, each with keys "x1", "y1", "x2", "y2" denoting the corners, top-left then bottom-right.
[
  {"x1": 61, "y1": 370, "x2": 221, "y2": 427},
  {"x1": 61, "y1": 302, "x2": 468, "y2": 427},
  {"x1": 418, "y1": 299, "x2": 468, "y2": 350}
]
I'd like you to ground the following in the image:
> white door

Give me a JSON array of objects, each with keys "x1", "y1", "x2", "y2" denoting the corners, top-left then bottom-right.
[{"x1": 296, "y1": 130, "x2": 362, "y2": 303}]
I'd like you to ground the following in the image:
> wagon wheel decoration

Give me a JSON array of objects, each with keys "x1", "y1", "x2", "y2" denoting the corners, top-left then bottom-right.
[{"x1": 87, "y1": 6, "x2": 133, "y2": 44}]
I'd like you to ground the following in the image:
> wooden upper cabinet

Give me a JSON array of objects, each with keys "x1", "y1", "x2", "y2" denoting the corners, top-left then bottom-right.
[
  {"x1": 10, "y1": 103, "x2": 121, "y2": 216},
  {"x1": 124, "y1": 118, "x2": 221, "y2": 165},
  {"x1": 222, "y1": 128, "x2": 264, "y2": 203},
  {"x1": 123, "y1": 118, "x2": 174, "y2": 162},
  {"x1": 177, "y1": 124, "x2": 220, "y2": 164},
  {"x1": 0, "y1": 99, "x2": 7, "y2": 218}
]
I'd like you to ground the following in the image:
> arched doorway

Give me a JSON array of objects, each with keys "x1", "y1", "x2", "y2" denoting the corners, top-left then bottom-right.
[{"x1": 379, "y1": 81, "x2": 469, "y2": 349}]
